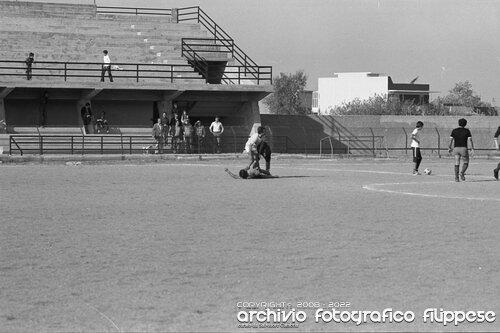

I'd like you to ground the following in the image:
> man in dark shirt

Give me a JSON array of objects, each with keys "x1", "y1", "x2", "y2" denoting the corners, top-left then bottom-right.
[
  {"x1": 448, "y1": 118, "x2": 474, "y2": 182},
  {"x1": 25, "y1": 52, "x2": 34, "y2": 80},
  {"x1": 494, "y1": 126, "x2": 500, "y2": 180},
  {"x1": 80, "y1": 102, "x2": 93, "y2": 134},
  {"x1": 257, "y1": 141, "x2": 272, "y2": 174}
]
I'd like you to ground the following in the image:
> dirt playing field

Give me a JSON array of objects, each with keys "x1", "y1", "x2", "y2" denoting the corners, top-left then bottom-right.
[{"x1": 1, "y1": 157, "x2": 499, "y2": 332}]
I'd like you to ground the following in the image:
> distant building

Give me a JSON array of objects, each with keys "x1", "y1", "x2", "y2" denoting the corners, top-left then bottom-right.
[{"x1": 313, "y1": 72, "x2": 430, "y2": 115}]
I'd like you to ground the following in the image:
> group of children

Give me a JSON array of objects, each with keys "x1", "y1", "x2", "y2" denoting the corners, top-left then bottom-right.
[
  {"x1": 411, "y1": 119, "x2": 500, "y2": 181},
  {"x1": 153, "y1": 111, "x2": 206, "y2": 154}
]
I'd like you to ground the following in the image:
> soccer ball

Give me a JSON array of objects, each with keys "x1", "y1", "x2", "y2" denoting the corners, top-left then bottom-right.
[{"x1": 424, "y1": 168, "x2": 432, "y2": 175}]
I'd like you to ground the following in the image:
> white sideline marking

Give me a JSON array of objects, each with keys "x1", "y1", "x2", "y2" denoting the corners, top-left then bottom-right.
[
  {"x1": 363, "y1": 181, "x2": 500, "y2": 202},
  {"x1": 85, "y1": 303, "x2": 122, "y2": 332}
]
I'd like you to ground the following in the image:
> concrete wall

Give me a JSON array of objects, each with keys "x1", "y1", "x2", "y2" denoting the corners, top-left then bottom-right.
[
  {"x1": 261, "y1": 115, "x2": 500, "y2": 154},
  {"x1": 5, "y1": 99, "x2": 78, "y2": 126}
]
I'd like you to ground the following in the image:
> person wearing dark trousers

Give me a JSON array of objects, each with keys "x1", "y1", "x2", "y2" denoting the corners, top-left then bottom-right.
[
  {"x1": 448, "y1": 118, "x2": 474, "y2": 182},
  {"x1": 493, "y1": 126, "x2": 500, "y2": 180},
  {"x1": 410, "y1": 121, "x2": 424, "y2": 175},
  {"x1": 160, "y1": 112, "x2": 170, "y2": 147},
  {"x1": 25, "y1": 52, "x2": 34, "y2": 80},
  {"x1": 100, "y1": 50, "x2": 113, "y2": 82},
  {"x1": 80, "y1": 102, "x2": 93, "y2": 134},
  {"x1": 195, "y1": 120, "x2": 206, "y2": 154},
  {"x1": 209, "y1": 116, "x2": 224, "y2": 153},
  {"x1": 257, "y1": 141, "x2": 272, "y2": 174},
  {"x1": 38, "y1": 91, "x2": 48, "y2": 127},
  {"x1": 95, "y1": 111, "x2": 109, "y2": 134}
]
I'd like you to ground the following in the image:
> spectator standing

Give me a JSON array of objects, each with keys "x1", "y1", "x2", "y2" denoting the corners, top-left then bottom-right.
[
  {"x1": 160, "y1": 112, "x2": 170, "y2": 148},
  {"x1": 80, "y1": 102, "x2": 92, "y2": 134},
  {"x1": 181, "y1": 110, "x2": 189, "y2": 123},
  {"x1": 209, "y1": 116, "x2": 224, "y2": 153},
  {"x1": 152, "y1": 118, "x2": 162, "y2": 154},
  {"x1": 38, "y1": 91, "x2": 48, "y2": 127},
  {"x1": 95, "y1": 111, "x2": 109, "y2": 134},
  {"x1": 25, "y1": 52, "x2": 34, "y2": 80},
  {"x1": 195, "y1": 120, "x2": 206, "y2": 153},
  {"x1": 171, "y1": 102, "x2": 179, "y2": 119},
  {"x1": 183, "y1": 117, "x2": 194, "y2": 153},
  {"x1": 172, "y1": 116, "x2": 183, "y2": 153},
  {"x1": 100, "y1": 50, "x2": 113, "y2": 82}
]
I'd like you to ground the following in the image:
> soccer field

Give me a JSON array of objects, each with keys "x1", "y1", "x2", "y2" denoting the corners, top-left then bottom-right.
[{"x1": 0, "y1": 157, "x2": 499, "y2": 332}]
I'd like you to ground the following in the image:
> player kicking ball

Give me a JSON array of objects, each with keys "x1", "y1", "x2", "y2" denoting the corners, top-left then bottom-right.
[{"x1": 411, "y1": 121, "x2": 424, "y2": 175}]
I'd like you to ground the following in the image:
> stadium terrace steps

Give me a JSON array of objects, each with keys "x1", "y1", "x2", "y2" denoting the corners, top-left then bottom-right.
[
  {"x1": 0, "y1": 1, "x2": 215, "y2": 82},
  {"x1": 7, "y1": 126, "x2": 83, "y2": 135},
  {"x1": 0, "y1": 1, "x2": 96, "y2": 19}
]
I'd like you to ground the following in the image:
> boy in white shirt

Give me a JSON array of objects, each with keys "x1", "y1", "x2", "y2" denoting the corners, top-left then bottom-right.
[
  {"x1": 101, "y1": 50, "x2": 113, "y2": 82},
  {"x1": 411, "y1": 121, "x2": 424, "y2": 175},
  {"x1": 244, "y1": 126, "x2": 265, "y2": 170}
]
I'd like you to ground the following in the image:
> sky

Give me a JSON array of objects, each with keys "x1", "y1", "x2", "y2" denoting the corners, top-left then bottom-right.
[{"x1": 28, "y1": 0, "x2": 500, "y2": 105}]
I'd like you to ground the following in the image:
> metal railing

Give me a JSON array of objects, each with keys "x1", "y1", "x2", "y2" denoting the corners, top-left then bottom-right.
[
  {"x1": 177, "y1": 6, "x2": 272, "y2": 84},
  {"x1": 96, "y1": 6, "x2": 172, "y2": 16},
  {"x1": 181, "y1": 38, "x2": 272, "y2": 85},
  {"x1": 8, "y1": 134, "x2": 297, "y2": 155},
  {"x1": 319, "y1": 135, "x2": 387, "y2": 158},
  {"x1": 0, "y1": 60, "x2": 205, "y2": 83}
]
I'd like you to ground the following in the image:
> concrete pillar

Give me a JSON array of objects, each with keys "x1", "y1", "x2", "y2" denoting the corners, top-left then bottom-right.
[
  {"x1": 0, "y1": 99, "x2": 5, "y2": 125},
  {"x1": 171, "y1": 8, "x2": 178, "y2": 23},
  {"x1": 241, "y1": 100, "x2": 262, "y2": 135}
]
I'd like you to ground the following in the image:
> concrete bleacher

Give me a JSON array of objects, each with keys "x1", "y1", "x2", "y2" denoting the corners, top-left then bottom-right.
[
  {"x1": 0, "y1": 1, "x2": 272, "y2": 156},
  {"x1": 0, "y1": 1, "x2": 214, "y2": 83}
]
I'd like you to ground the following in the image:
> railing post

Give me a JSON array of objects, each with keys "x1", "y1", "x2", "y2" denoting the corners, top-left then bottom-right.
[
  {"x1": 82, "y1": 135, "x2": 85, "y2": 155},
  {"x1": 101, "y1": 136, "x2": 104, "y2": 154},
  {"x1": 136, "y1": 64, "x2": 139, "y2": 82},
  {"x1": 71, "y1": 136, "x2": 74, "y2": 154},
  {"x1": 40, "y1": 136, "x2": 43, "y2": 155},
  {"x1": 120, "y1": 134, "x2": 124, "y2": 155},
  {"x1": 402, "y1": 127, "x2": 408, "y2": 155},
  {"x1": 129, "y1": 137, "x2": 132, "y2": 154},
  {"x1": 435, "y1": 127, "x2": 441, "y2": 158},
  {"x1": 64, "y1": 63, "x2": 67, "y2": 81}
]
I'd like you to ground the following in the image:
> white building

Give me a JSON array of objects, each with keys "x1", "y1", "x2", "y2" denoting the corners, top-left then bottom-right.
[{"x1": 312, "y1": 72, "x2": 430, "y2": 115}]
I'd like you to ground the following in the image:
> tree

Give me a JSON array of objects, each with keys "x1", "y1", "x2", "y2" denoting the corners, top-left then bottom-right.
[
  {"x1": 331, "y1": 94, "x2": 427, "y2": 116},
  {"x1": 442, "y1": 81, "x2": 482, "y2": 107},
  {"x1": 264, "y1": 70, "x2": 308, "y2": 115},
  {"x1": 428, "y1": 81, "x2": 495, "y2": 115}
]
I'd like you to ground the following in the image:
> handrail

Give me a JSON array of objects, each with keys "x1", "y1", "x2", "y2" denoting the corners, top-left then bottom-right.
[
  {"x1": 0, "y1": 59, "x2": 271, "y2": 85},
  {"x1": 96, "y1": 6, "x2": 172, "y2": 16},
  {"x1": 8, "y1": 134, "x2": 296, "y2": 155},
  {"x1": 180, "y1": 39, "x2": 272, "y2": 84},
  {"x1": 177, "y1": 6, "x2": 271, "y2": 84},
  {"x1": 9, "y1": 136, "x2": 23, "y2": 156}
]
